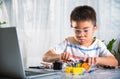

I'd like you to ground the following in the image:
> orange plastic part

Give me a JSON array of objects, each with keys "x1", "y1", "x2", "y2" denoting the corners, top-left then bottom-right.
[{"x1": 81, "y1": 62, "x2": 90, "y2": 70}]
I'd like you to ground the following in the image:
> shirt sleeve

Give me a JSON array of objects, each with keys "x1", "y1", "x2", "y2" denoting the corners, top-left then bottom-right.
[
  {"x1": 99, "y1": 41, "x2": 113, "y2": 57},
  {"x1": 50, "y1": 39, "x2": 68, "y2": 54}
]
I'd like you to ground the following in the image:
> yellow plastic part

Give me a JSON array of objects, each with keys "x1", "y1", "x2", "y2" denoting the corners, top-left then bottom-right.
[
  {"x1": 77, "y1": 63, "x2": 82, "y2": 67},
  {"x1": 72, "y1": 67, "x2": 84, "y2": 74},
  {"x1": 65, "y1": 67, "x2": 73, "y2": 73}
]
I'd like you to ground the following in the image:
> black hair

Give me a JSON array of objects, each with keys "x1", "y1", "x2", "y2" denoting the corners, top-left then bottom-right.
[{"x1": 70, "y1": 5, "x2": 96, "y2": 27}]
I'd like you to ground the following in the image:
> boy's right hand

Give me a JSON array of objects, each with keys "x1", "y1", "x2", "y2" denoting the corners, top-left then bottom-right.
[{"x1": 60, "y1": 52, "x2": 71, "y2": 61}]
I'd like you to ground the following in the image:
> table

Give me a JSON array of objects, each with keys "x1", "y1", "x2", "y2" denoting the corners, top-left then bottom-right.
[
  {"x1": 1, "y1": 68, "x2": 120, "y2": 79},
  {"x1": 35, "y1": 68, "x2": 120, "y2": 79}
]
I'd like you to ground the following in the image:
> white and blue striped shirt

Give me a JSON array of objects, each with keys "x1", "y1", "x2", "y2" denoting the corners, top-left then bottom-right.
[{"x1": 52, "y1": 37, "x2": 113, "y2": 61}]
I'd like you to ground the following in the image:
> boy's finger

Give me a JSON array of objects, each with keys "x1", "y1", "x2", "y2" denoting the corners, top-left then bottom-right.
[
  {"x1": 65, "y1": 53, "x2": 69, "y2": 60},
  {"x1": 61, "y1": 53, "x2": 64, "y2": 60},
  {"x1": 65, "y1": 53, "x2": 71, "y2": 60},
  {"x1": 88, "y1": 57, "x2": 92, "y2": 65},
  {"x1": 61, "y1": 52, "x2": 70, "y2": 61},
  {"x1": 92, "y1": 57, "x2": 95, "y2": 65},
  {"x1": 83, "y1": 57, "x2": 87, "y2": 62}
]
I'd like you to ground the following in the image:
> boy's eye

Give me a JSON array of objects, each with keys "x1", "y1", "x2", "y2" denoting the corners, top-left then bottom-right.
[
  {"x1": 84, "y1": 30, "x2": 89, "y2": 32},
  {"x1": 76, "y1": 29, "x2": 81, "y2": 33}
]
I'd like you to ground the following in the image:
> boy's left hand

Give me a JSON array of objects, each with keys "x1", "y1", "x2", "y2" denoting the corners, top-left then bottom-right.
[{"x1": 85, "y1": 57, "x2": 97, "y2": 65}]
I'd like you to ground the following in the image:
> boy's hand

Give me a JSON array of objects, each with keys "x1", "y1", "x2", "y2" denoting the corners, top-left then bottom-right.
[
  {"x1": 85, "y1": 57, "x2": 97, "y2": 65},
  {"x1": 60, "y1": 52, "x2": 71, "y2": 61}
]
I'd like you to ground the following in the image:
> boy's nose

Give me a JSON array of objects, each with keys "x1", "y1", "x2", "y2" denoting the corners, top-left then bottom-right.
[{"x1": 77, "y1": 31, "x2": 85, "y2": 37}]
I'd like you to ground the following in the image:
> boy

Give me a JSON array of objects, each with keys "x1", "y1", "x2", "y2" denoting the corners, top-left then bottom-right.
[{"x1": 43, "y1": 5, "x2": 118, "y2": 67}]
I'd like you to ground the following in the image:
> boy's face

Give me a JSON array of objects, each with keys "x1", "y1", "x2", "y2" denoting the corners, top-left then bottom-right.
[{"x1": 71, "y1": 20, "x2": 97, "y2": 45}]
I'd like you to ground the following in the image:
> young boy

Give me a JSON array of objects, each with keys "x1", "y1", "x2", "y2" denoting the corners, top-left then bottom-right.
[{"x1": 43, "y1": 5, "x2": 118, "y2": 67}]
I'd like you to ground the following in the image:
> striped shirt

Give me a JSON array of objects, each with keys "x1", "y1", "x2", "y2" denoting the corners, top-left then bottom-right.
[{"x1": 52, "y1": 37, "x2": 113, "y2": 61}]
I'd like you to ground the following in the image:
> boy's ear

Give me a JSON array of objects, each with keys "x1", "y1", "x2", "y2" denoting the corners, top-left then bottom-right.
[
  {"x1": 93, "y1": 25, "x2": 98, "y2": 32},
  {"x1": 94, "y1": 25, "x2": 98, "y2": 30}
]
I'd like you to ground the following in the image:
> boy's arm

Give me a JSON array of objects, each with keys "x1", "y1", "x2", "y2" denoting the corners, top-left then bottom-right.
[
  {"x1": 96, "y1": 55, "x2": 118, "y2": 66},
  {"x1": 42, "y1": 50, "x2": 61, "y2": 62}
]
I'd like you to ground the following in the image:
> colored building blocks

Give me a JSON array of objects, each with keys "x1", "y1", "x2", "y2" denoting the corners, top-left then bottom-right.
[{"x1": 65, "y1": 60, "x2": 90, "y2": 74}]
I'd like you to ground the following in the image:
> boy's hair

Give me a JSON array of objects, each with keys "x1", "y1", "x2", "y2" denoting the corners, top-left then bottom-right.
[{"x1": 70, "y1": 5, "x2": 96, "y2": 26}]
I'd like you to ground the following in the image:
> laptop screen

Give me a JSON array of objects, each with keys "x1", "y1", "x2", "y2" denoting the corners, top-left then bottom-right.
[{"x1": 0, "y1": 27, "x2": 26, "y2": 79}]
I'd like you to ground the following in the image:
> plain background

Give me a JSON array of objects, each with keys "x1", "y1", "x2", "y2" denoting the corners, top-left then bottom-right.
[{"x1": 0, "y1": 0, "x2": 120, "y2": 67}]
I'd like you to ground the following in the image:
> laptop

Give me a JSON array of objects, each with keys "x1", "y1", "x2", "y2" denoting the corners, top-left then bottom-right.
[{"x1": 0, "y1": 27, "x2": 58, "y2": 79}]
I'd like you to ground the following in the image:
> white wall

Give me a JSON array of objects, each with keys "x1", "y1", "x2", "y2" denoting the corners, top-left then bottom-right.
[{"x1": 2, "y1": 0, "x2": 120, "y2": 67}]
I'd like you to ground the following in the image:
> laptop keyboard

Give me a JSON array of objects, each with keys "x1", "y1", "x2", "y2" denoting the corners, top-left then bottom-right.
[
  {"x1": 25, "y1": 71, "x2": 45, "y2": 76},
  {"x1": 25, "y1": 69, "x2": 57, "y2": 76}
]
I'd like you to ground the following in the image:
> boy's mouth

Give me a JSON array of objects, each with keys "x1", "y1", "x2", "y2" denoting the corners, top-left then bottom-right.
[
  {"x1": 77, "y1": 38, "x2": 85, "y2": 42},
  {"x1": 79, "y1": 39, "x2": 85, "y2": 42}
]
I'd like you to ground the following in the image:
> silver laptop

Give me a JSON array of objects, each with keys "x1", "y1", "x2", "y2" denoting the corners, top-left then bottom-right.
[{"x1": 0, "y1": 27, "x2": 57, "y2": 79}]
